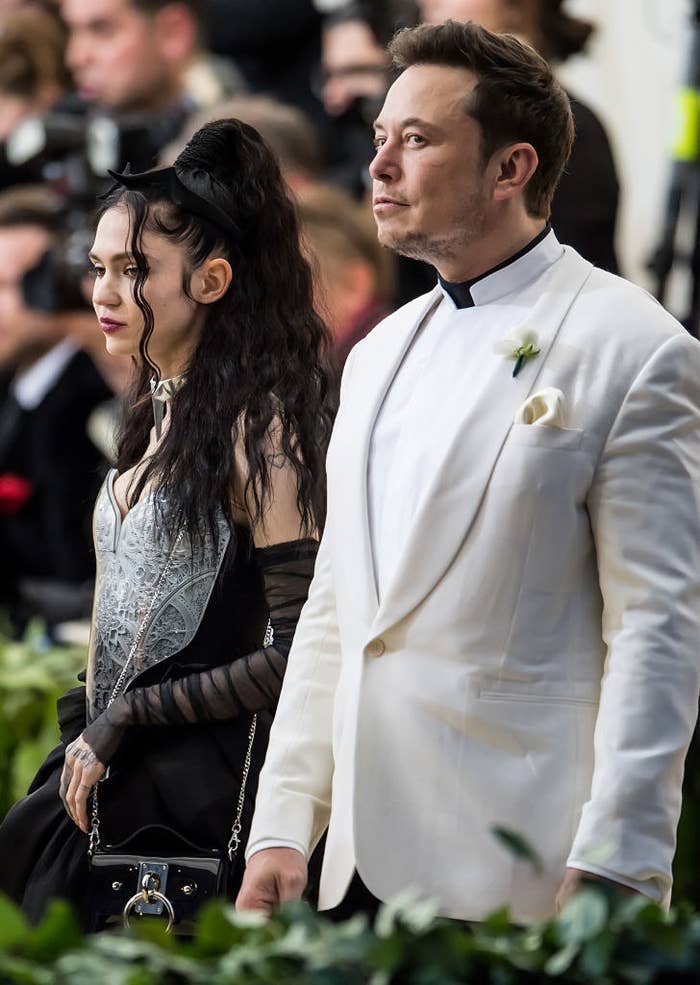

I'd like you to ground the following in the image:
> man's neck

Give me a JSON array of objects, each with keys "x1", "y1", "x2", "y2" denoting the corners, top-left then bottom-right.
[{"x1": 435, "y1": 217, "x2": 547, "y2": 284}]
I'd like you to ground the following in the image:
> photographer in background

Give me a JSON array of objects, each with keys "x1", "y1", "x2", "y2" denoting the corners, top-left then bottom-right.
[
  {"x1": 0, "y1": 185, "x2": 109, "y2": 633},
  {"x1": 0, "y1": 4, "x2": 70, "y2": 190},
  {"x1": 314, "y1": 1, "x2": 436, "y2": 303},
  {"x1": 0, "y1": 5, "x2": 68, "y2": 142},
  {"x1": 59, "y1": 0, "x2": 245, "y2": 172}
]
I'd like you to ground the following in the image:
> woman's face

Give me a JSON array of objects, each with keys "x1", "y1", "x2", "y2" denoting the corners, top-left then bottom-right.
[{"x1": 90, "y1": 204, "x2": 204, "y2": 377}]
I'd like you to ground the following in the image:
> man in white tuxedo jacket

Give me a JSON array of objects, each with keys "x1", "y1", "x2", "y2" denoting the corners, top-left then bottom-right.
[{"x1": 238, "y1": 21, "x2": 700, "y2": 923}]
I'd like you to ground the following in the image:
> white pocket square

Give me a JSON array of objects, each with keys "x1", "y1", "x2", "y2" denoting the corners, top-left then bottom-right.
[{"x1": 514, "y1": 387, "x2": 566, "y2": 427}]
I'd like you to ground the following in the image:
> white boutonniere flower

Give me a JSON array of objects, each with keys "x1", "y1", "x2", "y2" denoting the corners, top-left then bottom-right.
[{"x1": 494, "y1": 329, "x2": 541, "y2": 378}]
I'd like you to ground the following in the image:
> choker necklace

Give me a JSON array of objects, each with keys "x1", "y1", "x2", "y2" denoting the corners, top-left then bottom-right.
[{"x1": 150, "y1": 374, "x2": 186, "y2": 439}]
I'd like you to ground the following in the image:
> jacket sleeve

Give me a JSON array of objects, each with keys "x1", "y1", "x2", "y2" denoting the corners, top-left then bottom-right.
[
  {"x1": 568, "y1": 331, "x2": 700, "y2": 902},
  {"x1": 244, "y1": 346, "x2": 361, "y2": 861},
  {"x1": 245, "y1": 524, "x2": 341, "y2": 859}
]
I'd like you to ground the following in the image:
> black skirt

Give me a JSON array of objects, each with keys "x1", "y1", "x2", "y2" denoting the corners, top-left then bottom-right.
[{"x1": 0, "y1": 532, "x2": 271, "y2": 929}]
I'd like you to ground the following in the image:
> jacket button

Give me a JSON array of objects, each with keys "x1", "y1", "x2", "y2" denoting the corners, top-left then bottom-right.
[{"x1": 366, "y1": 638, "x2": 386, "y2": 658}]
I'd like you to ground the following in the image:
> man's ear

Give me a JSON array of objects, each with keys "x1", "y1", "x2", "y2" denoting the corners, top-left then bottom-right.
[
  {"x1": 190, "y1": 257, "x2": 233, "y2": 305},
  {"x1": 492, "y1": 142, "x2": 539, "y2": 204}
]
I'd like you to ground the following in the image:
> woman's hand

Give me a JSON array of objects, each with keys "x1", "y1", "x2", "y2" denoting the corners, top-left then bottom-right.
[{"x1": 60, "y1": 733, "x2": 106, "y2": 833}]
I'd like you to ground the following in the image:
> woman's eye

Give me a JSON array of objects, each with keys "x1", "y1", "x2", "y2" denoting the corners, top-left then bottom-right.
[
  {"x1": 92, "y1": 266, "x2": 105, "y2": 278},
  {"x1": 124, "y1": 266, "x2": 138, "y2": 278}
]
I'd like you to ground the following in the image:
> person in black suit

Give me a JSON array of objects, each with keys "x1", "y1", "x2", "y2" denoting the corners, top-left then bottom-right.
[{"x1": 0, "y1": 185, "x2": 110, "y2": 630}]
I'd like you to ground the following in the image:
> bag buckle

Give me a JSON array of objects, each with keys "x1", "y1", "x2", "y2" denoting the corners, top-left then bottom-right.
[{"x1": 122, "y1": 861, "x2": 175, "y2": 932}]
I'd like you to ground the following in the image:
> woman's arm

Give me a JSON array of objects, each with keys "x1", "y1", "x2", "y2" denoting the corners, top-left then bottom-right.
[{"x1": 82, "y1": 538, "x2": 318, "y2": 762}]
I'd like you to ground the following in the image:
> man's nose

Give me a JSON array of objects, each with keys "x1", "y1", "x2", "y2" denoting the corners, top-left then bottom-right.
[
  {"x1": 65, "y1": 33, "x2": 89, "y2": 71},
  {"x1": 369, "y1": 141, "x2": 399, "y2": 183}
]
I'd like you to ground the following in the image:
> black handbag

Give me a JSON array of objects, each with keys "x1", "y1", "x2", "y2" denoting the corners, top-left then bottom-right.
[
  {"x1": 85, "y1": 529, "x2": 267, "y2": 932},
  {"x1": 86, "y1": 712, "x2": 256, "y2": 932}
]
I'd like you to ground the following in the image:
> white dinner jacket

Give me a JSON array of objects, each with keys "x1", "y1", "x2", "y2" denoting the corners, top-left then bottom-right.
[{"x1": 247, "y1": 247, "x2": 700, "y2": 922}]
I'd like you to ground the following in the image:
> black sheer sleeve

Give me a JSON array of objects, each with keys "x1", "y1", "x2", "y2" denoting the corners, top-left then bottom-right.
[{"x1": 82, "y1": 538, "x2": 318, "y2": 764}]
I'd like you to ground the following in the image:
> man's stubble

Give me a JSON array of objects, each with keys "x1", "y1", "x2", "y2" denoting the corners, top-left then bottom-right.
[{"x1": 378, "y1": 189, "x2": 489, "y2": 269}]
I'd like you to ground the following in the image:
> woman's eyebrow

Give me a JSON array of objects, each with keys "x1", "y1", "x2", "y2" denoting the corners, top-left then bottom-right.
[{"x1": 88, "y1": 251, "x2": 132, "y2": 263}]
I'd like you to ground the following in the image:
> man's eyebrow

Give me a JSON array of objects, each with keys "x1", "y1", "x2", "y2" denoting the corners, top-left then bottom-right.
[{"x1": 373, "y1": 117, "x2": 443, "y2": 135}]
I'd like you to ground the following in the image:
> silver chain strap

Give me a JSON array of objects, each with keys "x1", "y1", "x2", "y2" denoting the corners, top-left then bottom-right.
[
  {"x1": 108, "y1": 528, "x2": 186, "y2": 707},
  {"x1": 225, "y1": 618, "x2": 273, "y2": 862},
  {"x1": 88, "y1": 533, "x2": 273, "y2": 864},
  {"x1": 89, "y1": 527, "x2": 185, "y2": 856},
  {"x1": 227, "y1": 715, "x2": 257, "y2": 861}
]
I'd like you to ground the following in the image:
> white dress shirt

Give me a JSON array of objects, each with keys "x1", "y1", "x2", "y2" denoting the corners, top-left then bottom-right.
[
  {"x1": 12, "y1": 339, "x2": 79, "y2": 411},
  {"x1": 368, "y1": 229, "x2": 563, "y2": 599}
]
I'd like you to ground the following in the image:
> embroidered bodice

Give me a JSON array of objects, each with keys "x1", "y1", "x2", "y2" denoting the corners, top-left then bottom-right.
[{"x1": 86, "y1": 469, "x2": 230, "y2": 720}]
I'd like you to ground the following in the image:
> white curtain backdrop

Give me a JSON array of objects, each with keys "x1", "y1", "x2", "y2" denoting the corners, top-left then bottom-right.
[{"x1": 557, "y1": 0, "x2": 691, "y2": 308}]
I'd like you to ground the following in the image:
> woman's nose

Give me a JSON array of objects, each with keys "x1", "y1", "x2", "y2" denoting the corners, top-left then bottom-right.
[{"x1": 92, "y1": 273, "x2": 120, "y2": 308}]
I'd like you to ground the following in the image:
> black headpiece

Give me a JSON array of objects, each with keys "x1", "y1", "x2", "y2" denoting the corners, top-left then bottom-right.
[{"x1": 105, "y1": 164, "x2": 240, "y2": 239}]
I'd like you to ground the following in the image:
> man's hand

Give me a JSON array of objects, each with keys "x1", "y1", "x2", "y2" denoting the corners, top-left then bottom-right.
[
  {"x1": 235, "y1": 848, "x2": 308, "y2": 915},
  {"x1": 60, "y1": 733, "x2": 106, "y2": 833},
  {"x1": 555, "y1": 866, "x2": 638, "y2": 912}
]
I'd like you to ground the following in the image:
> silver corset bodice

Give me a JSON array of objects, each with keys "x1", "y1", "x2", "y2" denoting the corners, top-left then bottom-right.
[{"x1": 87, "y1": 470, "x2": 230, "y2": 720}]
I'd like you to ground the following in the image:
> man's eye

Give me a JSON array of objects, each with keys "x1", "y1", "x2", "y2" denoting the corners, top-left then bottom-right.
[
  {"x1": 407, "y1": 134, "x2": 425, "y2": 145},
  {"x1": 373, "y1": 136, "x2": 386, "y2": 149}
]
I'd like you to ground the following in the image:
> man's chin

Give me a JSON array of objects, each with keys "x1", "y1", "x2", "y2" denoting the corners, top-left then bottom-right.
[{"x1": 378, "y1": 232, "x2": 433, "y2": 264}]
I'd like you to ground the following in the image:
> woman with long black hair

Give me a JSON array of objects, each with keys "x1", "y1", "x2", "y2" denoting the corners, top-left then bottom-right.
[{"x1": 0, "y1": 117, "x2": 336, "y2": 929}]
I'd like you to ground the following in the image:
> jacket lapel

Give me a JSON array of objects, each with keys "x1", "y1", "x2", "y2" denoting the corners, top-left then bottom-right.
[
  {"x1": 334, "y1": 287, "x2": 443, "y2": 622},
  {"x1": 370, "y1": 247, "x2": 594, "y2": 639}
]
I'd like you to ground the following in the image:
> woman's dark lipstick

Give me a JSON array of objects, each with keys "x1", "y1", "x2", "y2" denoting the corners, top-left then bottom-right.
[{"x1": 99, "y1": 317, "x2": 126, "y2": 334}]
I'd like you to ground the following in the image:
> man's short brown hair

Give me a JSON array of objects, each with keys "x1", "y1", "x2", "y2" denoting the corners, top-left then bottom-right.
[{"x1": 389, "y1": 20, "x2": 574, "y2": 219}]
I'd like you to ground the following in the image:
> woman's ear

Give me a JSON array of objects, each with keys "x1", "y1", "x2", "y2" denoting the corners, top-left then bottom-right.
[{"x1": 191, "y1": 257, "x2": 233, "y2": 305}]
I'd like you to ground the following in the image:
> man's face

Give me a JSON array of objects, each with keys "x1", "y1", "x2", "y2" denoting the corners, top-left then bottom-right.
[
  {"x1": 419, "y1": 0, "x2": 509, "y2": 32},
  {"x1": 370, "y1": 64, "x2": 495, "y2": 269},
  {"x1": 0, "y1": 225, "x2": 61, "y2": 370},
  {"x1": 63, "y1": 0, "x2": 177, "y2": 112}
]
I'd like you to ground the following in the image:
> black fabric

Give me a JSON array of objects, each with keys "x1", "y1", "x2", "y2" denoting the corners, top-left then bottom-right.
[
  {"x1": 551, "y1": 96, "x2": 620, "y2": 274},
  {"x1": 106, "y1": 165, "x2": 242, "y2": 240},
  {"x1": 203, "y1": 0, "x2": 323, "y2": 123},
  {"x1": 325, "y1": 871, "x2": 381, "y2": 923},
  {"x1": 0, "y1": 528, "x2": 314, "y2": 928},
  {"x1": 0, "y1": 351, "x2": 110, "y2": 623},
  {"x1": 437, "y1": 223, "x2": 552, "y2": 309}
]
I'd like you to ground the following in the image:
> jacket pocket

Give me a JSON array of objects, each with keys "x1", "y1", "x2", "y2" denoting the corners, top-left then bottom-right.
[
  {"x1": 507, "y1": 424, "x2": 584, "y2": 452},
  {"x1": 478, "y1": 688, "x2": 597, "y2": 707}
]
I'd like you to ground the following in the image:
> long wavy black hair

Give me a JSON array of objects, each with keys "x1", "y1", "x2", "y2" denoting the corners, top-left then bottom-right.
[{"x1": 100, "y1": 118, "x2": 336, "y2": 549}]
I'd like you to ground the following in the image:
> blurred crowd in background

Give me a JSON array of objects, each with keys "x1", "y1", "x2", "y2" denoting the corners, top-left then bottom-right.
[
  {"x1": 1, "y1": 0, "x2": 700, "y2": 908},
  {"x1": 0, "y1": 0, "x2": 693, "y2": 638}
]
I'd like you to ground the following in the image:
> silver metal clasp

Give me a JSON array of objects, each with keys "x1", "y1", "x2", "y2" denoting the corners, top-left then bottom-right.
[
  {"x1": 134, "y1": 862, "x2": 169, "y2": 915},
  {"x1": 122, "y1": 861, "x2": 175, "y2": 932}
]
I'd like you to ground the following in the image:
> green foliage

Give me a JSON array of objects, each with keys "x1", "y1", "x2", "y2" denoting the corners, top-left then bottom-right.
[
  {"x1": 0, "y1": 888, "x2": 698, "y2": 984},
  {"x1": 0, "y1": 623, "x2": 86, "y2": 819}
]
